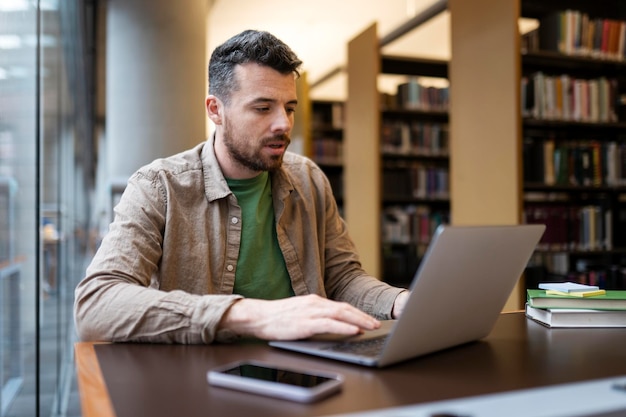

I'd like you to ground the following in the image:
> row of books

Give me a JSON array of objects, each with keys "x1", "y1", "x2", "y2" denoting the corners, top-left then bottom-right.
[
  {"x1": 380, "y1": 79, "x2": 450, "y2": 112},
  {"x1": 528, "y1": 252, "x2": 626, "y2": 289},
  {"x1": 312, "y1": 137, "x2": 342, "y2": 165},
  {"x1": 312, "y1": 102, "x2": 344, "y2": 130},
  {"x1": 523, "y1": 138, "x2": 626, "y2": 187},
  {"x1": 528, "y1": 251, "x2": 571, "y2": 276},
  {"x1": 381, "y1": 121, "x2": 449, "y2": 157},
  {"x1": 381, "y1": 205, "x2": 449, "y2": 246},
  {"x1": 530, "y1": 251, "x2": 615, "y2": 278},
  {"x1": 522, "y1": 10, "x2": 626, "y2": 61},
  {"x1": 521, "y1": 72, "x2": 619, "y2": 123},
  {"x1": 566, "y1": 268, "x2": 620, "y2": 289},
  {"x1": 524, "y1": 204, "x2": 612, "y2": 251},
  {"x1": 382, "y1": 164, "x2": 449, "y2": 201},
  {"x1": 526, "y1": 283, "x2": 626, "y2": 328}
]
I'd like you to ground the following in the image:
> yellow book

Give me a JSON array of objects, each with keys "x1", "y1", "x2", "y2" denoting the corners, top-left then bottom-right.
[{"x1": 546, "y1": 289, "x2": 607, "y2": 298}]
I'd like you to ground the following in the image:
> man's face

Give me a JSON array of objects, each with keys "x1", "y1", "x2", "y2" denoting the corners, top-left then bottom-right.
[{"x1": 220, "y1": 63, "x2": 298, "y2": 175}]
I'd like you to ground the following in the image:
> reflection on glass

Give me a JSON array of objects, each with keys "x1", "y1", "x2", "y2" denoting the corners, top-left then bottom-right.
[
  {"x1": 1, "y1": 0, "x2": 91, "y2": 415},
  {"x1": 0, "y1": 2, "x2": 37, "y2": 415}
]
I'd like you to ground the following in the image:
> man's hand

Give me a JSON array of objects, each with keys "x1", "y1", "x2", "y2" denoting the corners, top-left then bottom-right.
[
  {"x1": 218, "y1": 294, "x2": 380, "y2": 341},
  {"x1": 391, "y1": 291, "x2": 409, "y2": 319}
]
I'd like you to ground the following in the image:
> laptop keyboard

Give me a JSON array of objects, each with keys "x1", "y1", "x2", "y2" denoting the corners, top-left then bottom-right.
[{"x1": 322, "y1": 336, "x2": 388, "y2": 357}]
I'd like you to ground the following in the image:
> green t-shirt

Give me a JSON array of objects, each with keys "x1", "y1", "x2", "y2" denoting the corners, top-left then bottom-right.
[{"x1": 226, "y1": 172, "x2": 294, "y2": 300}]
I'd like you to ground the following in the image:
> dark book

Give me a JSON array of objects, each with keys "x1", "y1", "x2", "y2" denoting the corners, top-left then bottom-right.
[
  {"x1": 523, "y1": 137, "x2": 545, "y2": 183},
  {"x1": 538, "y1": 11, "x2": 563, "y2": 53}
]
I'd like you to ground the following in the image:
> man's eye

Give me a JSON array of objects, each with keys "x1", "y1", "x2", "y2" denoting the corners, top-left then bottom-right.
[
  {"x1": 256, "y1": 107, "x2": 270, "y2": 112},
  {"x1": 286, "y1": 108, "x2": 296, "y2": 114}
]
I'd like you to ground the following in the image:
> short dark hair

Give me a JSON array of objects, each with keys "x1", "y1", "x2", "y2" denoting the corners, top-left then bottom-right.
[{"x1": 208, "y1": 30, "x2": 302, "y2": 103}]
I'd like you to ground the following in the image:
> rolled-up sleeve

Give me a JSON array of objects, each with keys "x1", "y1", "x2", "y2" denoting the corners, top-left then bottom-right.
[
  {"x1": 74, "y1": 159, "x2": 243, "y2": 344},
  {"x1": 74, "y1": 278, "x2": 243, "y2": 343}
]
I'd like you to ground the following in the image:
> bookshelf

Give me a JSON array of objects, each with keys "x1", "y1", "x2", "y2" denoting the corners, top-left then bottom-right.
[
  {"x1": 345, "y1": 23, "x2": 449, "y2": 287},
  {"x1": 311, "y1": 100, "x2": 344, "y2": 205},
  {"x1": 446, "y1": 0, "x2": 626, "y2": 308},
  {"x1": 380, "y1": 65, "x2": 450, "y2": 287},
  {"x1": 341, "y1": 0, "x2": 625, "y2": 309},
  {"x1": 519, "y1": 1, "x2": 626, "y2": 290}
]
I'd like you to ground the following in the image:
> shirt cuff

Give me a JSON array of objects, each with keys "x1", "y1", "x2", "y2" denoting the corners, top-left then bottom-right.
[{"x1": 193, "y1": 294, "x2": 244, "y2": 343}]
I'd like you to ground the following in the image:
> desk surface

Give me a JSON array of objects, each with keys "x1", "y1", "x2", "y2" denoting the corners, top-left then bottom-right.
[{"x1": 75, "y1": 313, "x2": 626, "y2": 417}]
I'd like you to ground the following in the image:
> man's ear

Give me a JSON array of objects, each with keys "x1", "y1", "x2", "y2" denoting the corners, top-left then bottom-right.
[{"x1": 205, "y1": 95, "x2": 223, "y2": 125}]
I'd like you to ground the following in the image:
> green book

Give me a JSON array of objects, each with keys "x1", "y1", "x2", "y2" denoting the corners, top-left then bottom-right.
[{"x1": 527, "y1": 289, "x2": 626, "y2": 310}]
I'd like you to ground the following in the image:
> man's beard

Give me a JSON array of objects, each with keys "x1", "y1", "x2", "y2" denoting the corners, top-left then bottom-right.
[{"x1": 223, "y1": 121, "x2": 290, "y2": 172}]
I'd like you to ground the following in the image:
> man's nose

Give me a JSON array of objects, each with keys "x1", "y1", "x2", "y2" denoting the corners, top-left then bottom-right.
[{"x1": 271, "y1": 109, "x2": 293, "y2": 134}]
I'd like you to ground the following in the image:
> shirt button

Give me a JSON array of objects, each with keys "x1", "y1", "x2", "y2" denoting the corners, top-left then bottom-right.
[
  {"x1": 231, "y1": 217, "x2": 239, "y2": 224},
  {"x1": 226, "y1": 264, "x2": 234, "y2": 272}
]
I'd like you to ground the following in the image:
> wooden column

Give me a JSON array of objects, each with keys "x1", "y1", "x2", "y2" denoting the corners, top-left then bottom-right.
[
  {"x1": 345, "y1": 23, "x2": 381, "y2": 278},
  {"x1": 293, "y1": 72, "x2": 312, "y2": 157},
  {"x1": 449, "y1": 0, "x2": 524, "y2": 309}
]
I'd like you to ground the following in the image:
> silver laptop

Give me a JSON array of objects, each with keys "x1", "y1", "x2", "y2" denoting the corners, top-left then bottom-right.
[{"x1": 270, "y1": 224, "x2": 545, "y2": 367}]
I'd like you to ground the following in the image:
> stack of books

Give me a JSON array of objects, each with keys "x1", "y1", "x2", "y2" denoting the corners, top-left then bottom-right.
[{"x1": 525, "y1": 282, "x2": 626, "y2": 328}]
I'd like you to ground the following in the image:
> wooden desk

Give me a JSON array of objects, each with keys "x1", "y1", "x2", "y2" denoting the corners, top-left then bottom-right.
[{"x1": 75, "y1": 313, "x2": 626, "y2": 417}]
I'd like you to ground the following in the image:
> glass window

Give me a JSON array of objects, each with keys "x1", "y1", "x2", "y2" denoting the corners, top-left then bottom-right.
[{"x1": 0, "y1": 1, "x2": 92, "y2": 416}]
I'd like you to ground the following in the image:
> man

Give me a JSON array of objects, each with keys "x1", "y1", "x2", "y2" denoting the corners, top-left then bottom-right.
[{"x1": 74, "y1": 30, "x2": 408, "y2": 344}]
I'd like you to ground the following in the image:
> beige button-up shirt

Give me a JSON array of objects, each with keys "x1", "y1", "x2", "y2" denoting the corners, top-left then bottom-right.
[{"x1": 74, "y1": 138, "x2": 404, "y2": 344}]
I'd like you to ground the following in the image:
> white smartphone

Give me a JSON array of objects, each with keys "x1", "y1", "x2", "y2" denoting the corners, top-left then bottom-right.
[{"x1": 207, "y1": 360, "x2": 344, "y2": 403}]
